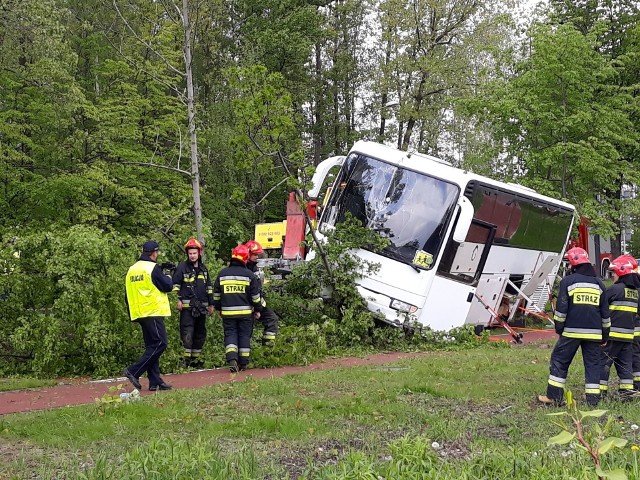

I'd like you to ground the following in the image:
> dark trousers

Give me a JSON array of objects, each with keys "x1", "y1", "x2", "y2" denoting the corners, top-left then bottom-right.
[
  {"x1": 127, "y1": 317, "x2": 167, "y2": 387},
  {"x1": 631, "y1": 340, "x2": 640, "y2": 390},
  {"x1": 257, "y1": 307, "x2": 279, "y2": 343},
  {"x1": 547, "y1": 336, "x2": 602, "y2": 405},
  {"x1": 223, "y1": 316, "x2": 254, "y2": 366},
  {"x1": 180, "y1": 309, "x2": 207, "y2": 360},
  {"x1": 601, "y1": 340, "x2": 634, "y2": 394}
]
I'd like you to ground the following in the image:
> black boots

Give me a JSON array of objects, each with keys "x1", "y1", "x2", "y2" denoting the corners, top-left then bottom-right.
[{"x1": 229, "y1": 359, "x2": 239, "y2": 373}]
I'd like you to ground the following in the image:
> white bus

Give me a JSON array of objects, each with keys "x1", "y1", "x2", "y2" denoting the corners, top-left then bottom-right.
[{"x1": 308, "y1": 141, "x2": 575, "y2": 332}]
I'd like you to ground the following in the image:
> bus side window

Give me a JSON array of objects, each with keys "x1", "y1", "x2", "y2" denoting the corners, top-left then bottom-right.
[{"x1": 438, "y1": 219, "x2": 496, "y2": 285}]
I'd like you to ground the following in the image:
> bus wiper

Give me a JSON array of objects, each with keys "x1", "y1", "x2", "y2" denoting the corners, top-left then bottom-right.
[{"x1": 383, "y1": 250, "x2": 421, "y2": 273}]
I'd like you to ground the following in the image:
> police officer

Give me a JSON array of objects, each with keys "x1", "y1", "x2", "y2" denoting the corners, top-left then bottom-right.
[
  {"x1": 172, "y1": 238, "x2": 214, "y2": 369},
  {"x1": 538, "y1": 247, "x2": 610, "y2": 406},
  {"x1": 213, "y1": 245, "x2": 264, "y2": 372},
  {"x1": 600, "y1": 255, "x2": 638, "y2": 399},
  {"x1": 124, "y1": 241, "x2": 174, "y2": 391},
  {"x1": 245, "y1": 240, "x2": 279, "y2": 345}
]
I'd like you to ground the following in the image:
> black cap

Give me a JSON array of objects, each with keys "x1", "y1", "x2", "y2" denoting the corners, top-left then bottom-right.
[{"x1": 142, "y1": 240, "x2": 160, "y2": 253}]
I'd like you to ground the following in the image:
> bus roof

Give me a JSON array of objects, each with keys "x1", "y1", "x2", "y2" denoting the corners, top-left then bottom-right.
[{"x1": 349, "y1": 141, "x2": 575, "y2": 212}]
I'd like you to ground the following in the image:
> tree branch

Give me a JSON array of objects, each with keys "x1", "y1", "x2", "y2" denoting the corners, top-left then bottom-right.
[
  {"x1": 253, "y1": 176, "x2": 290, "y2": 207},
  {"x1": 112, "y1": 0, "x2": 186, "y2": 78},
  {"x1": 120, "y1": 161, "x2": 191, "y2": 177},
  {"x1": 100, "y1": 30, "x2": 186, "y2": 102}
]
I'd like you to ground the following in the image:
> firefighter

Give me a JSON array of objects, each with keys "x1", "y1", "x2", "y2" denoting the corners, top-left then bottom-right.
[
  {"x1": 538, "y1": 247, "x2": 610, "y2": 406},
  {"x1": 600, "y1": 255, "x2": 638, "y2": 400},
  {"x1": 172, "y1": 238, "x2": 214, "y2": 369},
  {"x1": 624, "y1": 255, "x2": 640, "y2": 392},
  {"x1": 245, "y1": 240, "x2": 279, "y2": 346},
  {"x1": 124, "y1": 241, "x2": 174, "y2": 391},
  {"x1": 635, "y1": 306, "x2": 640, "y2": 392},
  {"x1": 213, "y1": 244, "x2": 264, "y2": 372}
]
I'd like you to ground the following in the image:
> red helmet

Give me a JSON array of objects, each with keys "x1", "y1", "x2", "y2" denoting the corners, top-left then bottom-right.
[
  {"x1": 565, "y1": 247, "x2": 590, "y2": 266},
  {"x1": 608, "y1": 255, "x2": 635, "y2": 277},
  {"x1": 622, "y1": 255, "x2": 638, "y2": 272},
  {"x1": 245, "y1": 240, "x2": 264, "y2": 255},
  {"x1": 231, "y1": 244, "x2": 249, "y2": 263},
  {"x1": 184, "y1": 238, "x2": 203, "y2": 254}
]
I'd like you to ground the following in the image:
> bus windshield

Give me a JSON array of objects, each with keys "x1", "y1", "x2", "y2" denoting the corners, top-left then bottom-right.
[{"x1": 322, "y1": 153, "x2": 459, "y2": 268}]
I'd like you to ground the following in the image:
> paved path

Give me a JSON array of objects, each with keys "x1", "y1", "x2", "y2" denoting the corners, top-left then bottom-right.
[
  {"x1": 0, "y1": 329, "x2": 555, "y2": 416},
  {"x1": 0, "y1": 352, "x2": 432, "y2": 415}
]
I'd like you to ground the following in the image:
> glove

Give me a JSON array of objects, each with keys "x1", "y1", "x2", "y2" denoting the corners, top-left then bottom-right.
[
  {"x1": 601, "y1": 327, "x2": 610, "y2": 344},
  {"x1": 554, "y1": 322, "x2": 564, "y2": 336}
]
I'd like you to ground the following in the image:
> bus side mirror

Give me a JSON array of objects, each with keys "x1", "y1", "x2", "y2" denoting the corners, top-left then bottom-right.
[
  {"x1": 452, "y1": 197, "x2": 474, "y2": 243},
  {"x1": 308, "y1": 156, "x2": 345, "y2": 198}
]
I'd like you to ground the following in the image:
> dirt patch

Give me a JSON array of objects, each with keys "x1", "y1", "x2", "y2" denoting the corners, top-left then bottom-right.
[
  {"x1": 259, "y1": 424, "x2": 408, "y2": 479},
  {"x1": 434, "y1": 439, "x2": 472, "y2": 460},
  {"x1": 0, "y1": 439, "x2": 85, "y2": 478}
]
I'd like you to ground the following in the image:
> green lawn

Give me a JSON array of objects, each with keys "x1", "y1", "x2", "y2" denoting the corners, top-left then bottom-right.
[
  {"x1": 0, "y1": 378, "x2": 56, "y2": 392},
  {"x1": 1, "y1": 343, "x2": 640, "y2": 479}
]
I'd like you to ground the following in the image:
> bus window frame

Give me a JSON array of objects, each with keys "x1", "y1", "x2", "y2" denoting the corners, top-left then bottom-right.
[
  {"x1": 437, "y1": 218, "x2": 496, "y2": 286},
  {"x1": 464, "y1": 180, "x2": 573, "y2": 252},
  {"x1": 319, "y1": 152, "x2": 461, "y2": 268}
]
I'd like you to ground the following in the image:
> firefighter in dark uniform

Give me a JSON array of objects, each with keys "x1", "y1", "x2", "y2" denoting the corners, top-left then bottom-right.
[
  {"x1": 538, "y1": 247, "x2": 610, "y2": 406},
  {"x1": 600, "y1": 255, "x2": 638, "y2": 399},
  {"x1": 634, "y1": 300, "x2": 640, "y2": 391},
  {"x1": 172, "y1": 238, "x2": 214, "y2": 369},
  {"x1": 124, "y1": 241, "x2": 174, "y2": 391},
  {"x1": 245, "y1": 240, "x2": 279, "y2": 346},
  {"x1": 213, "y1": 244, "x2": 264, "y2": 372},
  {"x1": 622, "y1": 255, "x2": 640, "y2": 392}
]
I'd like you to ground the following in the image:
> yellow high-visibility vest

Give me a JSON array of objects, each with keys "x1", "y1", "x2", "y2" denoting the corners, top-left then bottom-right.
[{"x1": 125, "y1": 260, "x2": 171, "y2": 321}]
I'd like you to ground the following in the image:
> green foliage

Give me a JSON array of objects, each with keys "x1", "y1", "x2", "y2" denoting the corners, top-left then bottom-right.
[
  {"x1": 250, "y1": 324, "x2": 328, "y2": 368},
  {"x1": 547, "y1": 390, "x2": 629, "y2": 480},
  {"x1": 284, "y1": 214, "x2": 388, "y2": 310},
  {"x1": 472, "y1": 20, "x2": 639, "y2": 238},
  {"x1": 1, "y1": 226, "x2": 136, "y2": 377},
  {"x1": 4, "y1": 0, "x2": 639, "y2": 386},
  {"x1": 0, "y1": 378, "x2": 55, "y2": 392},
  {"x1": 94, "y1": 383, "x2": 141, "y2": 415}
]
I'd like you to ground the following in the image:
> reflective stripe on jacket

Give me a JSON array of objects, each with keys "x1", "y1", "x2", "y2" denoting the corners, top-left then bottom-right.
[
  {"x1": 606, "y1": 279, "x2": 639, "y2": 342},
  {"x1": 553, "y1": 270, "x2": 610, "y2": 341},
  {"x1": 172, "y1": 260, "x2": 214, "y2": 307},
  {"x1": 213, "y1": 260, "x2": 263, "y2": 318}
]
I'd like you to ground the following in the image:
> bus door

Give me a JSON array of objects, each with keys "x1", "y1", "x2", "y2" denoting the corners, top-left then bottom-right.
[{"x1": 419, "y1": 219, "x2": 496, "y2": 331}]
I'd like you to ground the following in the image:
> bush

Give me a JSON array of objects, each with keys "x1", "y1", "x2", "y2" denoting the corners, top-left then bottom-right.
[{"x1": 1, "y1": 226, "x2": 137, "y2": 376}]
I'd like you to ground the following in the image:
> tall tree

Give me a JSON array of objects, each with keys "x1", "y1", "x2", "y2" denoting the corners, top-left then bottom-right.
[
  {"x1": 109, "y1": 0, "x2": 206, "y2": 242},
  {"x1": 0, "y1": 0, "x2": 84, "y2": 223},
  {"x1": 308, "y1": 0, "x2": 372, "y2": 161},
  {"x1": 477, "y1": 23, "x2": 637, "y2": 240},
  {"x1": 545, "y1": 0, "x2": 640, "y2": 254},
  {"x1": 373, "y1": 0, "x2": 513, "y2": 153}
]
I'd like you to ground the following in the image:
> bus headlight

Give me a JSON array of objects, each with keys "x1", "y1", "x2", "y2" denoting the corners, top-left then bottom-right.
[{"x1": 390, "y1": 299, "x2": 418, "y2": 314}]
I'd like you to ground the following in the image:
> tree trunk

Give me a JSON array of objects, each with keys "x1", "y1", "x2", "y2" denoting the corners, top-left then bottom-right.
[
  {"x1": 401, "y1": 73, "x2": 426, "y2": 150},
  {"x1": 182, "y1": 0, "x2": 204, "y2": 243},
  {"x1": 314, "y1": 42, "x2": 322, "y2": 165},
  {"x1": 378, "y1": 35, "x2": 392, "y2": 141}
]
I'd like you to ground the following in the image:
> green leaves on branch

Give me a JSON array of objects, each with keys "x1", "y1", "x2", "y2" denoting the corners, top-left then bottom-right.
[{"x1": 546, "y1": 390, "x2": 628, "y2": 480}]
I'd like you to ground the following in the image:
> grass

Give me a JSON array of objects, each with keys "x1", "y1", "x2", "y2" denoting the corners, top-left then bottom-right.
[
  {"x1": 2, "y1": 343, "x2": 640, "y2": 479},
  {"x1": 0, "y1": 378, "x2": 56, "y2": 392}
]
